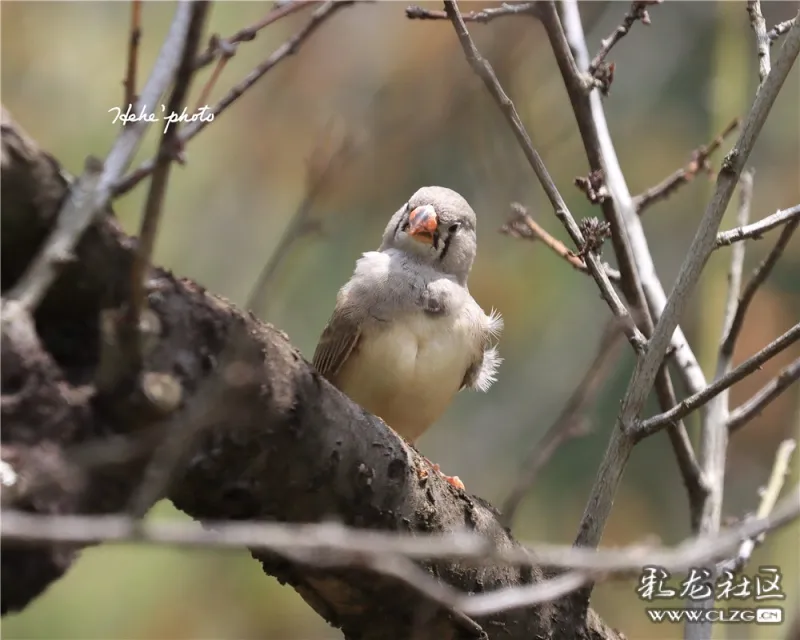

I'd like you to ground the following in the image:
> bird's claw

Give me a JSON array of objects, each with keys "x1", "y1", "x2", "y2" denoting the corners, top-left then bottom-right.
[{"x1": 421, "y1": 458, "x2": 465, "y2": 491}]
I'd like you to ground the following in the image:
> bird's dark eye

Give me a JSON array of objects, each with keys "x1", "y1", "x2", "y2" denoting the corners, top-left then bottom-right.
[
  {"x1": 405, "y1": 202, "x2": 412, "y2": 212},
  {"x1": 448, "y1": 223, "x2": 460, "y2": 233}
]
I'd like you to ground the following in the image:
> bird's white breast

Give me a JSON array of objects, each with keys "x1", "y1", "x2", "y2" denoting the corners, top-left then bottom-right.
[{"x1": 339, "y1": 307, "x2": 476, "y2": 442}]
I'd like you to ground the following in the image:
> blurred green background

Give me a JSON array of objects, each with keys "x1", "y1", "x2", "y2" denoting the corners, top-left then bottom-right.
[{"x1": 2, "y1": 1, "x2": 799, "y2": 639}]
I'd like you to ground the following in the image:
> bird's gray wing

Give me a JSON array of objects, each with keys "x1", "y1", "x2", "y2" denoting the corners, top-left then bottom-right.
[{"x1": 312, "y1": 305, "x2": 363, "y2": 384}]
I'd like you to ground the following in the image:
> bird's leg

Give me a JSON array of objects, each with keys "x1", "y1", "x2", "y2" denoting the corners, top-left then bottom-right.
[{"x1": 378, "y1": 419, "x2": 465, "y2": 490}]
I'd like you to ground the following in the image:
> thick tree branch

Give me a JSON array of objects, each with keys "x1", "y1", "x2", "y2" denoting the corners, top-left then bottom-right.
[{"x1": 3, "y1": 3, "x2": 196, "y2": 312}]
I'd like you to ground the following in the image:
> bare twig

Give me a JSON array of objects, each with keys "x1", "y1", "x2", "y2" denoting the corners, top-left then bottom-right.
[
  {"x1": 126, "y1": 3, "x2": 209, "y2": 345},
  {"x1": 719, "y1": 439, "x2": 796, "y2": 573},
  {"x1": 192, "y1": 2, "x2": 316, "y2": 112},
  {"x1": 501, "y1": 320, "x2": 625, "y2": 528},
  {"x1": 632, "y1": 118, "x2": 741, "y2": 214},
  {"x1": 550, "y1": 0, "x2": 709, "y2": 552},
  {"x1": 768, "y1": 17, "x2": 798, "y2": 44},
  {"x1": 639, "y1": 323, "x2": 800, "y2": 435},
  {"x1": 193, "y1": 54, "x2": 229, "y2": 115},
  {"x1": 500, "y1": 203, "x2": 622, "y2": 282},
  {"x1": 4, "y1": 3, "x2": 196, "y2": 312},
  {"x1": 716, "y1": 203, "x2": 800, "y2": 248},
  {"x1": 194, "y1": 0, "x2": 315, "y2": 70},
  {"x1": 2, "y1": 483, "x2": 798, "y2": 617},
  {"x1": 113, "y1": 1, "x2": 353, "y2": 198},
  {"x1": 443, "y1": 0, "x2": 647, "y2": 353},
  {"x1": 578, "y1": 11, "x2": 800, "y2": 560},
  {"x1": 747, "y1": 1, "x2": 771, "y2": 84},
  {"x1": 720, "y1": 217, "x2": 799, "y2": 364},
  {"x1": 406, "y1": 3, "x2": 537, "y2": 23},
  {"x1": 124, "y1": 0, "x2": 142, "y2": 107},
  {"x1": 687, "y1": 171, "x2": 753, "y2": 632},
  {"x1": 558, "y1": 0, "x2": 709, "y2": 402},
  {"x1": 588, "y1": 0, "x2": 661, "y2": 93},
  {"x1": 728, "y1": 357, "x2": 800, "y2": 433}
]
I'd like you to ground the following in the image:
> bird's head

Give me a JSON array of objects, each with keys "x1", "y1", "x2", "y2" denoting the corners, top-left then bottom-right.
[{"x1": 380, "y1": 186, "x2": 478, "y2": 283}]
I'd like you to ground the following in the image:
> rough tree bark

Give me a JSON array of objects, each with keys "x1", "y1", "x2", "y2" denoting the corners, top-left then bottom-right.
[{"x1": 0, "y1": 110, "x2": 623, "y2": 639}]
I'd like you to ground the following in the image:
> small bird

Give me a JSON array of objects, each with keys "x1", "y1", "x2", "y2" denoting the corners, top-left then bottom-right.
[{"x1": 312, "y1": 186, "x2": 502, "y2": 489}]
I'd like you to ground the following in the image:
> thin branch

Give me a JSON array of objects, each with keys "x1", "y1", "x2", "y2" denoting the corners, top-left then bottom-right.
[
  {"x1": 545, "y1": 1, "x2": 708, "y2": 523},
  {"x1": 124, "y1": 0, "x2": 142, "y2": 107},
  {"x1": 720, "y1": 217, "x2": 799, "y2": 363},
  {"x1": 639, "y1": 323, "x2": 800, "y2": 435},
  {"x1": 126, "y1": 2, "x2": 209, "y2": 344},
  {"x1": 4, "y1": 3, "x2": 196, "y2": 312},
  {"x1": 716, "y1": 203, "x2": 800, "y2": 248},
  {"x1": 194, "y1": 0, "x2": 315, "y2": 70},
  {"x1": 501, "y1": 320, "x2": 625, "y2": 528},
  {"x1": 192, "y1": 1, "x2": 316, "y2": 111},
  {"x1": 468, "y1": 484, "x2": 800, "y2": 616},
  {"x1": 500, "y1": 203, "x2": 622, "y2": 282},
  {"x1": 719, "y1": 438, "x2": 796, "y2": 573},
  {"x1": 113, "y1": 1, "x2": 353, "y2": 198},
  {"x1": 1, "y1": 486, "x2": 796, "y2": 573},
  {"x1": 443, "y1": 0, "x2": 647, "y2": 354},
  {"x1": 406, "y1": 3, "x2": 537, "y2": 23},
  {"x1": 2, "y1": 483, "x2": 798, "y2": 617},
  {"x1": 686, "y1": 171, "x2": 753, "y2": 634},
  {"x1": 768, "y1": 17, "x2": 798, "y2": 43},
  {"x1": 581, "y1": 8, "x2": 800, "y2": 552},
  {"x1": 588, "y1": 0, "x2": 661, "y2": 92},
  {"x1": 632, "y1": 118, "x2": 741, "y2": 214},
  {"x1": 558, "y1": 0, "x2": 709, "y2": 404},
  {"x1": 747, "y1": 1, "x2": 771, "y2": 85},
  {"x1": 728, "y1": 357, "x2": 800, "y2": 433},
  {"x1": 542, "y1": 3, "x2": 712, "y2": 582},
  {"x1": 720, "y1": 171, "x2": 754, "y2": 367}
]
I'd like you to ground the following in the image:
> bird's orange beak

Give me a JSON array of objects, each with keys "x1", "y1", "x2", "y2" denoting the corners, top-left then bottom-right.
[{"x1": 407, "y1": 205, "x2": 438, "y2": 245}]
